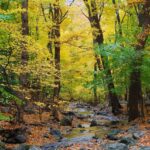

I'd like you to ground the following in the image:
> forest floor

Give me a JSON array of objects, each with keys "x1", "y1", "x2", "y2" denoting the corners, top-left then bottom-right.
[{"x1": 0, "y1": 102, "x2": 150, "y2": 150}]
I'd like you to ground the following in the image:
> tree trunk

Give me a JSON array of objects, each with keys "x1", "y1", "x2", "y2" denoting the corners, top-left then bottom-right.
[
  {"x1": 128, "y1": 1, "x2": 150, "y2": 121},
  {"x1": 93, "y1": 62, "x2": 98, "y2": 105},
  {"x1": 18, "y1": 0, "x2": 29, "y2": 123},
  {"x1": 20, "y1": 0, "x2": 29, "y2": 87},
  {"x1": 53, "y1": 1, "x2": 61, "y2": 101},
  {"x1": 83, "y1": 0, "x2": 121, "y2": 114}
]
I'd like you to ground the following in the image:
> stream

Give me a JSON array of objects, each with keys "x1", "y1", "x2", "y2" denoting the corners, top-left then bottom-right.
[
  {"x1": 41, "y1": 103, "x2": 125, "y2": 150},
  {"x1": 13, "y1": 102, "x2": 149, "y2": 150}
]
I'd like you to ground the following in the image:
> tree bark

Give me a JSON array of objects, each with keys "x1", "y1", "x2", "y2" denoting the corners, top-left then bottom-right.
[
  {"x1": 18, "y1": 0, "x2": 29, "y2": 123},
  {"x1": 20, "y1": 0, "x2": 29, "y2": 87},
  {"x1": 128, "y1": 1, "x2": 150, "y2": 121},
  {"x1": 53, "y1": 1, "x2": 61, "y2": 101},
  {"x1": 93, "y1": 62, "x2": 98, "y2": 105}
]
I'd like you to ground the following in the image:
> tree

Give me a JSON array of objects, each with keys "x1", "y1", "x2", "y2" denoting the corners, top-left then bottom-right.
[
  {"x1": 83, "y1": 0, "x2": 121, "y2": 114},
  {"x1": 13, "y1": 0, "x2": 30, "y2": 123},
  {"x1": 20, "y1": 0, "x2": 29, "y2": 87},
  {"x1": 128, "y1": 0, "x2": 150, "y2": 121}
]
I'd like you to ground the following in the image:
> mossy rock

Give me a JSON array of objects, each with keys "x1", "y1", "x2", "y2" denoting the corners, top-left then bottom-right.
[
  {"x1": 60, "y1": 116, "x2": 72, "y2": 126},
  {"x1": 0, "y1": 141, "x2": 5, "y2": 150}
]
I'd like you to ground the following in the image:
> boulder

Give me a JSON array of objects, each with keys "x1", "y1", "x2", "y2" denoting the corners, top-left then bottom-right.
[
  {"x1": 111, "y1": 120, "x2": 120, "y2": 125},
  {"x1": 90, "y1": 120, "x2": 97, "y2": 127},
  {"x1": 77, "y1": 124, "x2": 83, "y2": 128},
  {"x1": 0, "y1": 127, "x2": 27, "y2": 144},
  {"x1": 0, "y1": 141, "x2": 5, "y2": 150},
  {"x1": 76, "y1": 114, "x2": 89, "y2": 120},
  {"x1": 119, "y1": 137, "x2": 135, "y2": 145},
  {"x1": 140, "y1": 147, "x2": 150, "y2": 150},
  {"x1": 107, "y1": 129, "x2": 121, "y2": 140},
  {"x1": 15, "y1": 134, "x2": 27, "y2": 143},
  {"x1": 96, "y1": 111, "x2": 107, "y2": 116},
  {"x1": 60, "y1": 116, "x2": 72, "y2": 126},
  {"x1": 132, "y1": 131, "x2": 144, "y2": 140},
  {"x1": 147, "y1": 120, "x2": 150, "y2": 124},
  {"x1": 49, "y1": 128, "x2": 62, "y2": 140},
  {"x1": 107, "y1": 134, "x2": 119, "y2": 140},
  {"x1": 105, "y1": 143, "x2": 128, "y2": 150},
  {"x1": 62, "y1": 111, "x2": 75, "y2": 116}
]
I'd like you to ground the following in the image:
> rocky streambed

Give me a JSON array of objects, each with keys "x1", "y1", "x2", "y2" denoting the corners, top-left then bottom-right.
[{"x1": 1, "y1": 102, "x2": 150, "y2": 150}]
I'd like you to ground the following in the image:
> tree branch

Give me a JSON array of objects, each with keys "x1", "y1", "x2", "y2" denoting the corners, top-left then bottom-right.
[{"x1": 41, "y1": 3, "x2": 47, "y2": 22}]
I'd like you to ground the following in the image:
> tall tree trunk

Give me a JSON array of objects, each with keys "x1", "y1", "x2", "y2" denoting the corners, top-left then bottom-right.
[
  {"x1": 128, "y1": 1, "x2": 150, "y2": 121},
  {"x1": 83, "y1": 0, "x2": 121, "y2": 114},
  {"x1": 53, "y1": 1, "x2": 61, "y2": 101},
  {"x1": 93, "y1": 62, "x2": 98, "y2": 105},
  {"x1": 20, "y1": 0, "x2": 29, "y2": 86},
  {"x1": 18, "y1": 0, "x2": 29, "y2": 123}
]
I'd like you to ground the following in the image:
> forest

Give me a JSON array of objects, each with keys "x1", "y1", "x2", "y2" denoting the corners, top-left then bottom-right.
[{"x1": 0, "y1": 0, "x2": 150, "y2": 149}]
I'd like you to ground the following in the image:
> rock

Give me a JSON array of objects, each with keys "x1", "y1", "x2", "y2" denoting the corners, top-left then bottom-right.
[
  {"x1": 108, "y1": 129, "x2": 121, "y2": 135},
  {"x1": 0, "y1": 127, "x2": 27, "y2": 144},
  {"x1": 127, "y1": 125, "x2": 138, "y2": 133},
  {"x1": 132, "y1": 131, "x2": 144, "y2": 139},
  {"x1": 107, "y1": 134, "x2": 119, "y2": 140},
  {"x1": 15, "y1": 134, "x2": 27, "y2": 143},
  {"x1": 140, "y1": 147, "x2": 150, "y2": 150},
  {"x1": 76, "y1": 114, "x2": 89, "y2": 120},
  {"x1": 80, "y1": 129, "x2": 86, "y2": 133},
  {"x1": 119, "y1": 137, "x2": 135, "y2": 145},
  {"x1": 77, "y1": 124, "x2": 83, "y2": 128},
  {"x1": 96, "y1": 111, "x2": 107, "y2": 116},
  {"x1": 111, "y1": 120, "x2": 120, "y2": 125},
  {"x1": 147, "y1": 120, "x2": 150, "y2": 124},
  {"x1": 90, "y1": 120, "x2": 97, "y2": 127},
  {"x1": 13, "y1": 144, "x2": 30, "y2": 150},
  {"x1": 107, "y1": 129, "x2": 121, "y2": 140},
  {"x1": 49, "y1": 129, "x2": 62, "y2": 140},
  {"x1": 62, "y1": 111, "x2": 75, "y2": 116},
  {"x1": 42, "y1": 135, "x2": 93, "y2": 150},
  {"x1": 105, "y1": 143, "x2": 128, "y2": 150},
  {"x1": 43, "y1": 133, "x2": 49, "y2": 138},
  {"x1": 29, "y1": 146, "x2": 42, "y2": 150},
  {"x1": 60, "y1": 116, "x2": 72, "y2": 126},
  {"x1": 0, "y1": 141, "x2": 5, "y2": 150},
  {"x1": 81, "y1": 124, "x2": 90, "y2": 128}
]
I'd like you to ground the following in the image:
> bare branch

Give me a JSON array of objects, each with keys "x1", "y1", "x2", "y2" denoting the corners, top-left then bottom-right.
[
  {"x1": 81, "y1": 9, "x2": 89, "y2": 20},
  {"x1": 59, "y1": 0, "x2": 75, "y2": 23},
  {"x1": 59, "y1": 10, "x2": 69, "y2": 23},
  {"x1": 83, "y1": 0, "x2": 92, "y2": 18},
  {"x1": 121, "y1": 11, "x2": 127, "y2": 24},
  {"x1": 41, "y1": 3, "x2": 47, "y2": 22},
  {"x1": 98, "y1": 1, "x2": 105, "y2": 21}
]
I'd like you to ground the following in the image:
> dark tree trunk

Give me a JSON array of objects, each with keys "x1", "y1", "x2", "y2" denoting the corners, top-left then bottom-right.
[
  {"x1": 128, "y1": 1, "x2": 150, "y2": 121},
  {"x1": 36, "y1": 17, "x2": 39, "y2": 40},
  {"x1": 93, "y1": 62, "x2": 98, "y2": 105},
  {"x1": 21, "y1": 0, "x2": 29, "y2": 36},
  {"x1": 53, "y1": 1, "x2": 61, "y2": 101},
  {"x1": 18, "y1": 0, "x2": 29, "y2": 123},
  {"x1": 20, "y1": 0, "x2": 29, "y2": 87},
  {"x1": 83, "y1": 0, "x2": 121, "y2": 114}
]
